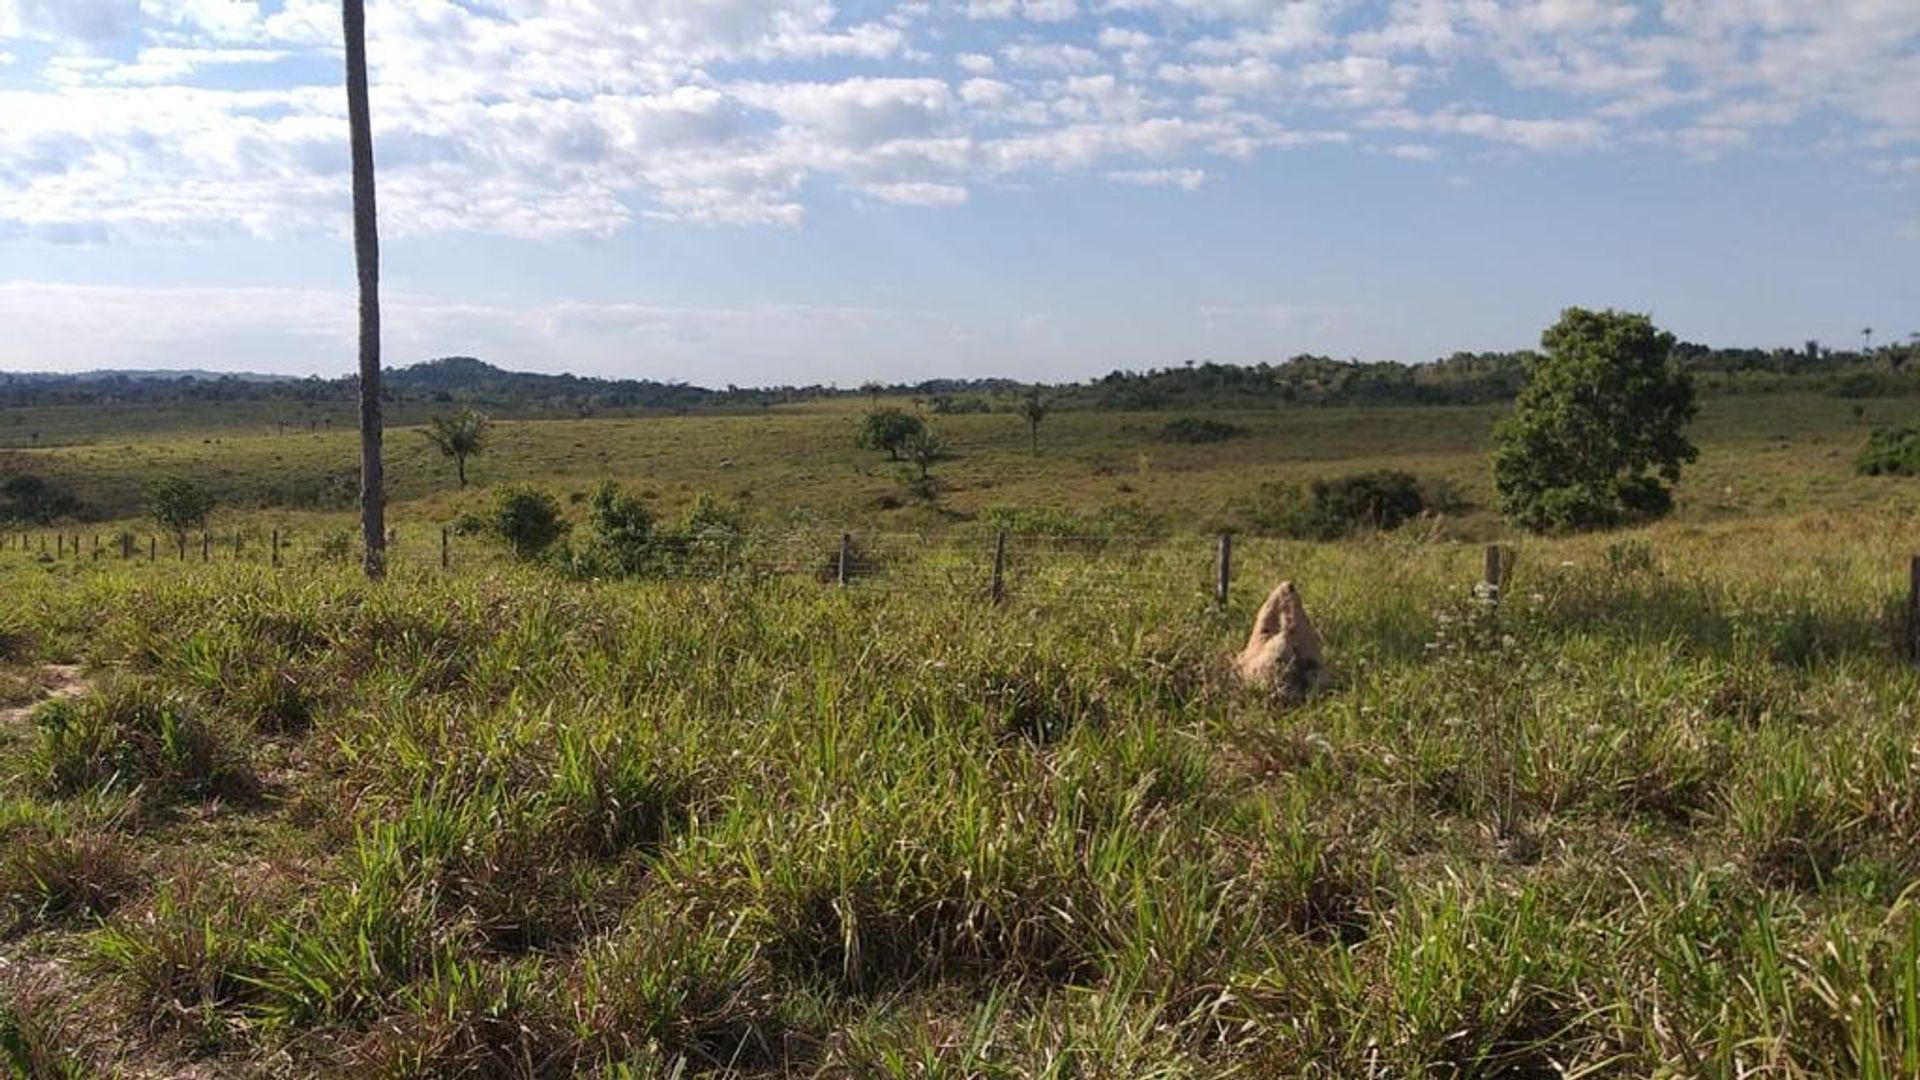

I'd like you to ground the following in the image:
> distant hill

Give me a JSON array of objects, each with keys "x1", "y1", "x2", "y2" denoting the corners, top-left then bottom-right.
[{"x1": 1, "y1": 340, "x2": 1913, "y2": 412}]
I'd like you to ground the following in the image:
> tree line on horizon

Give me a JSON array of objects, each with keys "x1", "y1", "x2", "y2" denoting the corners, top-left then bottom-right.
[{"x1": 2, "y1": 337, "x2": 1915, "y2": 414}]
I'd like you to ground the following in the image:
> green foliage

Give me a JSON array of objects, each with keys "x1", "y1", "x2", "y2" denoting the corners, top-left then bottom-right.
[
  {"x1": 29, "y1": 678, "x2": 253, "y2": 803},
  {"x1": 1855, "y1": 426, "x2": 1920, "y2": 476},
  {"x1": 1157, "y1": 417, "x2": 1243, "y2": 444},
  {"x1": 144, "y1": 475, "x2": 215, "y2": 544},
  {"x1": 0, "y1": 474, "x2": 80, "y2": 525},
  {"x1": 856, "y1": 408, "x2": 925, "y2": 461},
  {"x1": 1227, "y1": 469, "x2": 1431, "y2": 539},
  {"x1": 1493, "y1": 308, "x2": 1698, "y2": 533},
  {"x1": 563, "y1": 485, "x2": 747, "y2": 580},
  {"x1": 420, "y1": 406, "x2": 492, "y2": 487},
  {"x1": 1018, "y1": 389, "x2": 1051, "y2": 454},
  {"x1": 474, "y1": 485, "x2": 566, "y2": 560},
  {"x1": 569, "y1": 480, "x2": 656, "y2": 577},
  {"x1": 0, "y1": 801, "x2": 131, "y2": 932}
]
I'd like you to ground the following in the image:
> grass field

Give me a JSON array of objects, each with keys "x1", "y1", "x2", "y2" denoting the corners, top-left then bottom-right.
[
  {"x1": 5, "y1": 397, "x2": 1920, "y2": 1076},
  {"x1": 5, "y1": 391, "x2": 1919, "y2": 537}
]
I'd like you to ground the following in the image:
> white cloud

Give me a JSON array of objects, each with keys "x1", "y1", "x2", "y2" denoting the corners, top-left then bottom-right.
[
  {"x1": 0, "y1": 0, "x2": 1912, "y2": 240},
  {"x1": 1107, "y1": 166, "x2": 1205, "y2": 189}
]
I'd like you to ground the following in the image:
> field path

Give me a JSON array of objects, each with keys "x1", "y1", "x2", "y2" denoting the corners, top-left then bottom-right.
[{"x1": 0, "y1": 664, "x2": 89, "y2": 729}]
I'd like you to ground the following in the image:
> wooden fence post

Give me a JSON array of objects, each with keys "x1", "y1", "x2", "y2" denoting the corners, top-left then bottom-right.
[
  {"x1": 1483, "y1": 543, "x2": 1506, "y2": 605},
  {"x1": 272, "y1": 529, "x2": 281, "y2": 568},
  {"x1": 1908, "y1": 556, "x2": 1920, "y2": 664},
  {"x1": 837, "y1": 532, "x2": 852, "y2": 588},
  {"x1": 56, "y1": 534, "x2": 63, "y2": 558},
  {"x1": 234, "y1": 531, "x2": 242, "y2": 558},
  {"x1": 440, "y1": 527, "x2": 449, "y2": 570},
  {"x1": 1215, "y1": 533, "x2": 1232, "y2": 610},
  {"x1": 149, "y1": 537, "x2": 156, "y2": 562},
  {"x1": 991, "y1": 529, "x2": 1008, "y2": 605},
  {"x1": 202, "y1": 533, "x2": 210, "y2": 562}
]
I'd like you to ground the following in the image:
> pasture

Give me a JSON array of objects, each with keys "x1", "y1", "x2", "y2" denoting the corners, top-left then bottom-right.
[{"x1": 4, "y1": 394, "x2": 1920, "y2": 1076}]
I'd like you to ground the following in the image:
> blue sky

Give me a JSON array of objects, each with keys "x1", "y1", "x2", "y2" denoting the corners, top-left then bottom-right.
[{"x1": 0, "y1": 0, "x2": 1914, "y2": 386}]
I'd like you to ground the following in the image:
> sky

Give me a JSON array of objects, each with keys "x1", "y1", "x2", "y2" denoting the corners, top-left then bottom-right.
[{"x1": 0, "y1": 0, "x2": 1915, "y2": 387}]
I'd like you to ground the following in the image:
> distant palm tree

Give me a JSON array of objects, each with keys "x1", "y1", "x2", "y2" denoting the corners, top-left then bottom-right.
[
  {"x1": 423, "y1": 407, "x2": 492, "y2": 487},
  {"x1": 1019, "y1": 388, "x2": 1051, "y2": 456},
  {"x1": 343, "y1": 0, "x2": 384, "y2": 579}
]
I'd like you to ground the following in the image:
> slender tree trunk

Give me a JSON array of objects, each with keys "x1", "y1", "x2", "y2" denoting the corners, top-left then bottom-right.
[
  {"x1": 456, "y1": 455, "x2": 466, "y2": 487},
  {"x1": 344, "y1": 0, "x2": 385, "y2": 580}
]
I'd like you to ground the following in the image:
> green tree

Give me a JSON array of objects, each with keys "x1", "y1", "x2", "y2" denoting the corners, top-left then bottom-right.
[
  {"x1": 421, "y1": 407, "x2": 491, "y2": 487},
  {"x1": 1018, "y1": 388, "x2": 1051, "y2": 455},
  {"x1": 480, "y1": 485, "x2": 566, "y2": 560},
  {"x1": 900, "y1": 428, "x2": 948, "y2": 502},
  {"x1": 857, "y1": 408, "x2": 925, "y2": 461},
  {"x1": 146, "y1": 477, "x2": 215, "y2": 552},
  {"x1": 1493, "y1": 308, "x2": 1697, "y2": 533},
  {"x1": 343, "y1": 0, "x2": 385, "y2": 580}
]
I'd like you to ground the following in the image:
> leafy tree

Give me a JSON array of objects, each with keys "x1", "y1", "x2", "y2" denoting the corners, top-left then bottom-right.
[
  {"x1": 478, "y1": 485, "x2": 566, "y2": 559},
  {"x1": 1018, "y1": 389, "x2": 1051, "y2": 455},
  {"x1": 1492, "y1": 308, "x2": 1697, "y2": 533},
  {"x1": 145, "y1": 477, "x2": 215, "y2": 550},
  {"x1": 343, "y1": 0, "x2": 385, "y2": 580},
  {"x1": 421, "y1": 407, "x2": 491, "y2": 487},
  {"x1": 857, "y1": 408, "x2": 925, "y2": 461}
]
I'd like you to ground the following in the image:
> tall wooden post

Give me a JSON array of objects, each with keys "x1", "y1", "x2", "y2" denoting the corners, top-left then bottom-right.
[
  {"x1": 272, "y1": 529, "x2": 281, "y2": 568},
  {"x1": 440, "y1": 527, "x2": 450, "y2": 570},
  {"x1": 1908, "y1": 556, "x2": 1920, "y2": 664},
  {"x1": 991, "y1": 529, "x2": 1008, "y2": 605},
  {"x1": 1216, "y1": 533, "x2": 1232, "y2": 610},
  {"x1": 837, "y1": 532, "x2": 852, "y2": 588},
  {"x1": 202, "y1": 533, "x2": 211, "y2": 562},
  {"x1": 1484, "y1": 544, "x2": 1506, "y2": 605}
]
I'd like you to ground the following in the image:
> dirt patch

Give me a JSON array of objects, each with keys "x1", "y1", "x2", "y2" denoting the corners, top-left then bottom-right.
[{"x1": 0, "y1": 664, "x2": 89, "y2": 729}]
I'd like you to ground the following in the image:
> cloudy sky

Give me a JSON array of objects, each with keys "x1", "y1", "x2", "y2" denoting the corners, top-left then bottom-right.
[{"x1": 0, "y1": 0, "x2": 1915, "y2": 385}]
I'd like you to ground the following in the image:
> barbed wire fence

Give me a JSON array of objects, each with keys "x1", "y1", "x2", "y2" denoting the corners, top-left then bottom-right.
[{"x1": 0, "y1": 523, "x2": 1271, "y2": 607}]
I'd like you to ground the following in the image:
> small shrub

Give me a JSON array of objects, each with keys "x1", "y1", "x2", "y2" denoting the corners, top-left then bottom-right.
[
  {"x1": 477, "y1": 485, "x2": 567, "y2": 559},
  {"x1": 566, "y1": 481, "x2": 656, "y2": 577},
  {"x1": 1229, "y1": 470, "x2": 1428, "y2": 539},
  {"x1": 1826, "y1": 371, "x2": 1885, "y2": 399},
  {"x1": 1855, "y1": 426, "x2": 1920, "y2": 476},
  {"x1": 1158, "y1": 417, "x2": 1243, "y2": 444}
]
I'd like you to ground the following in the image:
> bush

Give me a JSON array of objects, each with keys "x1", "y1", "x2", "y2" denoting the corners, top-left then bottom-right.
[
  {"x1": 1158, "y1": 417, "x2": 1243, "y2": 444},
  {"x1": 563, "y1": 487, "x2": 747, "y2": 580},
  {"x1": 568, "y1": 481, "x2": 655, "y2": 577},
  {"x1": 1228, "y1": 470, "x2": 1430, "y2": 540},
  {"x1": 1855, "y1": 427, "x2": 1920, "y2": 476},
  {"x1": 476, "y1": 485, "x2": 567, "y2": 559},
  {"x1": 1827, "y1": 372, "x2": 1886, "y2": 399},
  {"x1": 0, "y1": 474, "x2": 80, "y2": 525}
]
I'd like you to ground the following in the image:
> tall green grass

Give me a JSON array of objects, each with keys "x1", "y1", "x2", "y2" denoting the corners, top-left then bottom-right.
[{"x1": 1, "y1": 514, "x2": 1919, "y2": 1074}]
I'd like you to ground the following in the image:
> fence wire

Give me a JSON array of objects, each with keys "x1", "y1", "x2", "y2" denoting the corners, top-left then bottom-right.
[{"x1": 0, "y1": 525, "x2": 1233, "y2": 606}]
